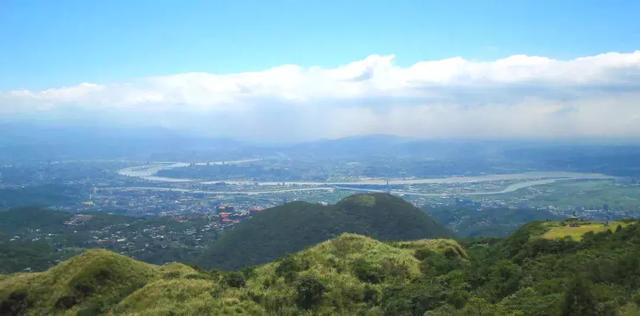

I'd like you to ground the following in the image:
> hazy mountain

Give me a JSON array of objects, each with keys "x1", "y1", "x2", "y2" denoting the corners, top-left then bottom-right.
[
  {"x1": 3, "y1": 121, "x2": 640, "y2": 177},
  {"x1": 0, "y1": 122, "x2": 248, "y2": 161}
]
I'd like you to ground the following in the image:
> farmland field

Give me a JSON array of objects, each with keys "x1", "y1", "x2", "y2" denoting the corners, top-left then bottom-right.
[{"x1": 469, "y1": 179, "x2": 640, "y2": 212}]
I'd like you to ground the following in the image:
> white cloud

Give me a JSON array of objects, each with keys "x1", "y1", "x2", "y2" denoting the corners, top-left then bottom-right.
[{"x1": 1, "y1": 51, "x2": 640, "y2": 140}]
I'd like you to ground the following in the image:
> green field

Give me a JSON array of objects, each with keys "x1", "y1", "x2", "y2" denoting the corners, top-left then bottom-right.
[
  {"x1": 474, "y1": 179, "x2": 640, "y2": 211},
  {"x1": 541, "y1": 220, "x2": 632, "y2": 241}
]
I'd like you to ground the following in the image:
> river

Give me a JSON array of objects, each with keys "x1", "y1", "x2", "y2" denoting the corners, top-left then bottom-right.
[{"x1": 114, "y1": 161, "x2": 614, "y2": 196}]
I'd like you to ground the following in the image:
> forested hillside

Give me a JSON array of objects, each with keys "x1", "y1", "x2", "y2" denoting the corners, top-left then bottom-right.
[
  {"x1": 199, "y1": 193, "x2": 451, "y2": 269},
  {"x1": 2, "y1": 218, "x2": 640, "y2": 315}
]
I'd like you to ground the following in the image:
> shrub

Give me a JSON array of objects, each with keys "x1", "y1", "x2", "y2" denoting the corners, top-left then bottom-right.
[
  {"x1": 0, "y1": 291, "x2": 31, "y2": 316},
  {"x1": 381, "y1": 280, "x2": 447, "y2": 315},
  {"x1": 224, "y1": 272, "x2": 246, "y2": 288},
  {"x1": 295, "y1": 276, "x2": 325, "y2": 309},
  {"x1": 54, "y1": 295, "x2": 78, "y2": 309},
  {"x1": 76, "y1": 303, "x2": 102, "y2": 316},
  {"x1": 414, "y1": 248, "x2": 435, "y2": 261},
  {"x1": 275, "y1": 256, "x2": 308, "y2": 282},
  {"x1": 444, "y1": 248, "x2": 458, "y2": 259},
  {"x1": 420, "y1": 252, "x2": 460, "y2": 276},
  {"x1": 242, "y1": 266, "x2": 257, "y2": 279},
  {"x1": 447, "y1": 290, "x2": 470, "y2": 309},
  {"x1": 381, "y1": 259, "x2": 410, "y2": 280},
  {"x1": 633, "y1": 291, "x2": 640, "y2": 306},
  {"x1": 353, "y1": 258, "x2": 382, "y2": 283},
  {"x1": 485, "y1": 260, "x2": 522, "y2": 301},
  {"x1": 362, "y1": 285, "x2": 379, "y2": 304}
]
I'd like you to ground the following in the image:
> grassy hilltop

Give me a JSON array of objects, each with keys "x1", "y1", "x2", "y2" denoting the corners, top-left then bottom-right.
[
  {"x1": 2, "y1": 218, "x2": 640, "y2": 315},
  {"x1": 540, "y1": 220, "x2": 633, "y2": 241},
  {"x1": 0, "y1": 233, "x2": 465, "y2": 315}
]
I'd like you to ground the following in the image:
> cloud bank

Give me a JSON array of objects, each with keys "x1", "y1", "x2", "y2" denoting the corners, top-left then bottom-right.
[{"x1": 2, "y1": 52, "x2": 640, "y2": 141}]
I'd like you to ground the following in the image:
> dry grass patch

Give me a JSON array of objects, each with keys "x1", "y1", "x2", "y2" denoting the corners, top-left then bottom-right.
[{"x1": 541, "y1": 221, "x2": 633, "y2": 241}]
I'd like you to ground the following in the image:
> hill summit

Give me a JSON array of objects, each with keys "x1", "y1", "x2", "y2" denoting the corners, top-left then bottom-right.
[
  {"x1": 199, "y1": 193, "x2": 451, "y2": 269},
  {"x1": 0, "y1": 233, "x2": 464, "y2": 315},
  {"x1": 3, "y1": 219, "x2": 640, "y2": 315}
]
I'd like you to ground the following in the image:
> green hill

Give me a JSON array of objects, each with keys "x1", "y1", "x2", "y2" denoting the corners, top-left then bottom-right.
[
  {"x1": 0, "y1": 249, "x2": 160, "y2": 315},
  {"x1": 3, "y1": 220, "x2": 640, "y2": 315},
  {"x1": 199, "y1": 193, "x2": 452, "y2": 269},
  {"x1": 1, "y1": 234, "x2": 464, "y2": 316}
]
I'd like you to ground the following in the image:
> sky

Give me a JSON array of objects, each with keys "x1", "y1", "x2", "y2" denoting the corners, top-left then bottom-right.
[{"x1": 1, "y1": 0, "x2": 640, "y2": 141}]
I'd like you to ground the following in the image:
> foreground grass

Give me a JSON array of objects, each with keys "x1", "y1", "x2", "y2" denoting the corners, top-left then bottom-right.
[
  {"x1": 0, "y1": 234, "x2": 464, "y2": 316},
  {"x1": 5, "y1": 221, "x2": 640, "y2": 315}
]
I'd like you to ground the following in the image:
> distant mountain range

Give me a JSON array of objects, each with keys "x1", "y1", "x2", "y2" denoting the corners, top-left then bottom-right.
[{"x1": 3, "y1": 123, "x2": 640, "y2": 177}]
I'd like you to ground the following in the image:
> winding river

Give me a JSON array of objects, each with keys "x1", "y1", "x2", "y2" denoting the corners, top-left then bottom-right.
[{"x1": 115, "y1": 161, "x2": 614, "y2": 196}]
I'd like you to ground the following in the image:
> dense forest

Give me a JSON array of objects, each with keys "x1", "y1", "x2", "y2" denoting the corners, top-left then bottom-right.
[
  {"x1": 199, "y1": 193, "x2": 451, "y2": 269},
  {"x1": 427, "y1": 205, "x2": 562, "y2": 237}
]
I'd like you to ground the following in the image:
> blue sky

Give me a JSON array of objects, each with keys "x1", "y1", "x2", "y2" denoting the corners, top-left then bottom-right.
[
  {"x1": 1, "y1": 0, "x2": 639, "y2": 90},
  {"x1": 1, "y1": 1, "x2": 639, "y2": 141}
]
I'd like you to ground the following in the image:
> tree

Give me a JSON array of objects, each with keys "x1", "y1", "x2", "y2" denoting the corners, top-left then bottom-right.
[
  {"x1": 562, "y1": 276, "x2": 597, "y2": 316},
  {"x1": 485, "y1": 260, "x2": 522, "y2": 301}
]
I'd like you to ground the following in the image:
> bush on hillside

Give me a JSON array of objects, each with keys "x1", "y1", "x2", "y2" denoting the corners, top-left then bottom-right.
[
  {"x1": 223, "y1": 272, "x2": 246, "y2": 288},
  {"x1": 295, "y1": 276, "x2": 325, "y2": 309}
]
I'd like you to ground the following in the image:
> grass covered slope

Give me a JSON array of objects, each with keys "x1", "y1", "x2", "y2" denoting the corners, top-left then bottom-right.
[
  {"x1": 0, "y1": 249, "x2": 159, "y2": 315},
  {"x1": 0, "y1": 247, "x2": 248, "y2": 316},
  {"x1": 4, "y1": 221, "x2": 640, "y2": 315},
  {"x1": 199, "y1": 193, "x2": 451, "y2": 269},
  {"x1": 540, "y1": 220, "x2": 633, "y2": 241},
  {"x1": 0, "y1": 234, "x2": 464, "y2": 316},
  {"x1": 244, "y1": 234, "x2": 437, "y2": 315}
]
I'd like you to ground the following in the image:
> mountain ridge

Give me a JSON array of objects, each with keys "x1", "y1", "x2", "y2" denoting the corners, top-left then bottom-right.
[
  {"x1": 3, "y1": 220, "x2": 640, "y2": 315},
  {"x1": 0, "y1": 233, "x2": 463, "y2": 315}
]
